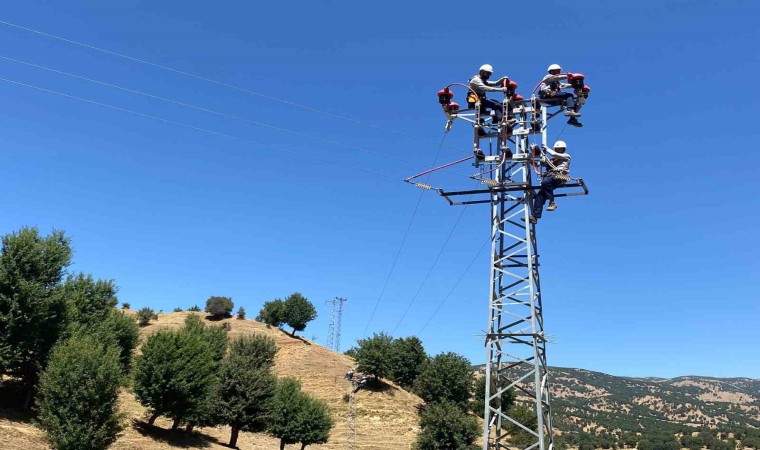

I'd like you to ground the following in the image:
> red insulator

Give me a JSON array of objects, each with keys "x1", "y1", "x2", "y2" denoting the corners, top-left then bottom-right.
[
  {"x1": 568, "y1": 73, "x2": 585, "y2": 90},
  {"x1": 437, "y1": 88, "x2": 453, "y2": 105},
  {"x1": 582, "y1": 85, "x2": 591, "y2": 98},
  {"x1": 512, "y1": 94, "x2": 524, "y2": 102},
  {"x1": 445, "y1": 102, "x2": 460, "y2": 114},
  {"x1": 506, "y1": 80, "x2": 518, "y2": 96}
]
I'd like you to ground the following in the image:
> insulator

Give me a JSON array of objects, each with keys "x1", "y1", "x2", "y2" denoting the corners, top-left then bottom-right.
[
  {"x1": 445, "y1": 102, "x2": 460, "y2": 114},
  {"x1": 582, "y1": 85, "x2": 591, "y2": 98},
  {"x1": 507, "y1": 80, "x2": 518, "y2": 96},
  {"x1": 482, "y1": 179, "x2": 501, "y2": 187},
  {"x1": 437, "y1": 88, "x2": 453, "y2": 105},
  {"x1": 568, "y1": 73, "x2": 585, "y2": 90},
  {"x1": 414, "y1": 183, "x2": 433, "y2": 190}
]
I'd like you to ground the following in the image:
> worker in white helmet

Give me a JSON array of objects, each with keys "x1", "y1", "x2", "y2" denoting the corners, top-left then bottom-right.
[
  {"x1": 530, "y1": 140, "x2": 572, "y2": 224},
  {"x1": 468, "y1": 64, "x2": 509, "y2": 127},
  {"x1": 538, "y1": 64, "x2": 583, "y2": 128}
]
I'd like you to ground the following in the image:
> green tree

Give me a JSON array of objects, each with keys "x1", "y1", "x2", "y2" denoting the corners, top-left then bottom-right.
[
  {"x1": 188, "y1": 305, "x2": 201, "y2": 312},
  {"x1": 354, "y1": 332, "x2": 394, "y2": 379},
  {"x1": 0, "y1": 227, "x2": 72, "y2": 408},
  {"x1": 389, "y1": 336, "x2": 427, "y2": 389},
  {"x1": 214, "y1": 335, "x2": 278, "y2": 447},
  {"x1": 413, "y1": 352, "x2": 474, "y2": 409},
  {"x1": 205, "y1": 296, "x2": 234, "y2": 318},
  {"x1": 121, "y1": 302, "x2": 130, "y2": 309},
  {"x1": 270, "y1": 377, "x2": 333, "y2": 450},
  {"x1": 60, "y1": 273, "x2": 118, "y2": 327},
  {"x1": 638, "y1": 432, "x2": 680, "y2": 450},
  {"x1": 471, "y1": 375, "x2": 516, "y2": 418},
  {"x1": 293, "y1": 395, "x2": 333, "y2": 449},
  {"x1": 237, "y1": 306, "x2": 246, "y2": 320},
  {"x1": 89, "y1": 311, "x2": 140, "y2": 375},
  {"x1": 137, "y1": 307, "x2": 157, "y2": 327},
  {"x1": 507, "y1": 404, "x2": 538, "y2": 445},
  {"x1": 414, "y1": 400, "x2": 479, "y2": 450},
  {"x1": 282, "y1": 292, "x2": 317, "y2": 337},
  {"x1": 257, "y1": 299, "x2": 285, "y2": 327},
  {"x1": 133, "y1": 321, "x2": 221, "y2": 429},
  {"x1": 36, "y1": 334, "x2": 123, "y2": 450}
]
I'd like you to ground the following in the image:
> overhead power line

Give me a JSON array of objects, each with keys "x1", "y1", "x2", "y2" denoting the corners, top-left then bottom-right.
[
  {"x1": 0, "y1": 55, "x2": 470, "y2": 175},
  {"x1": 0, "y1": 76, "x2": 400, "y2": 182},
  {"x1": 0, "y1": 20, "x2": 453, "y2": 148}
]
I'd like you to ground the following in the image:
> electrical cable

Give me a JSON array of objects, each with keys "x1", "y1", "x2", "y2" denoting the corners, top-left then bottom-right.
[
  {"x1": 0, "y1": 76, "x2": 401, "y2": 182},
  {"x1": 360, "y1": 134, "x2": 447, "y2": 338},
  {"x1": 0, "y1": 54, "x2": 473, "y2": 176},
  {"x1": 416, "y1": 236, "x2": 489, "y2": 335},
  {"x1": 0, "y1": 20, "x2": 454, "y2": 148}
]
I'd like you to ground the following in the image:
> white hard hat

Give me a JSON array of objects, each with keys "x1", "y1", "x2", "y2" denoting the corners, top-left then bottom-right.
[
  {"x1": 547, "y1": 64, "x2": 562, "y2": 72},
  {"x1": 553, "y1": 140, "x2": 567, "y2": 149},
  {"x1": 479, "y1": 64, "x2": 494, "y2": 73}
]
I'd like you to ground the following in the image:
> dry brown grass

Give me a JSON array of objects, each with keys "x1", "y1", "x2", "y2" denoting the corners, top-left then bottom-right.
[{"x1": 0, "y1": 311, "x2": 422, "y2": 449}]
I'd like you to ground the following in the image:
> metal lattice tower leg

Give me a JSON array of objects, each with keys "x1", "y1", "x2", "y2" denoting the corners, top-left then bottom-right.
[
  {"x1": 326, "y1": 297, "x2": 347, "y2": 352},
  {"x1": 482, "y1": 131, "x2": 554, "y2": 449},
  {"x1": 346, "y1": 381, "x2": 358, "y2": 450}
]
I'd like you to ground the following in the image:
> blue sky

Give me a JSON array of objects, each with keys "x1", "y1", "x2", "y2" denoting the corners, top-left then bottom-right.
[{"x1": 1, "y1": 0, "x2": 758, "y2": 379}]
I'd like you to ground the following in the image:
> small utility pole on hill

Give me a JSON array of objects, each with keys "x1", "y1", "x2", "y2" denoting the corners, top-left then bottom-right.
[{"x1": 326, "y1": 297, "x2": 347, "y2": 352}]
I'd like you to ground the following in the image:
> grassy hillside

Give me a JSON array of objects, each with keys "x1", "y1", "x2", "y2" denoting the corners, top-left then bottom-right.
[{"x1": 0, "y1": 311, "x2": 423, "y2": 450}]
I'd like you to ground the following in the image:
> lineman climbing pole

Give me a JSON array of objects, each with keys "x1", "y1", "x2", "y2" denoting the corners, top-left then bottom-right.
[
  {"x1": 326, "y1": 297, "x2": 347, "y2": 352},
  {"x1": 405, "y1": 72, "x2": 589, "y2": 449}
]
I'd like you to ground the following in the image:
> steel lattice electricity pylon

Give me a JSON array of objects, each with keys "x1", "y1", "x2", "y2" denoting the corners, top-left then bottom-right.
[
  {"x1": 326, "y1": 297, "x2": 347, "y2": 352},
  {"x1": 406, "y1": 82, "x2": 589, "y2": 449}
]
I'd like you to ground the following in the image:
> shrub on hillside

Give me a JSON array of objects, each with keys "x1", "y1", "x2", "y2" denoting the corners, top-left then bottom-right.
[
  {"x1": 270, "y1": 377, "x2": 333, "y2": 449},
  {"x1": 237, "y1": 306, "x2": 246, "y2": 320},
  {"x1": 60, "y1": 273, "x2": 118, "y2": 327},
  {"x1": 188, "y1": 305, "x2": 201, "y2": 312},
  {"x1": 121, "y1": 302, "x2": 130, "y2": 309},
  {"x1": 282, "y1": 292, "x2": 317, "y2": 337},
  {"x1": 413, "y1": 400, "x2": 479, "y2": 450},
  {"x1": 205, "y1": 296, "x2": 234, "y2": 318},
  {"x1": 173, "y1": 307, "x2": 183, "y2": 312},
  {"x1": 137, "y1": 307, "x2": 158, "y2": 327},
  {"x1": 133, "y1": 317, "x2": 225, "y2": 429},
  {"x1": 0, "y1": 227, "x2": 72, "y2": 408},
  {"x1": 88, "y1": 311, "x2": 140, "y2": 375},
  {"x1": 354, "y1": 332, "x2": 394, "y2": 379},
  {"x1": 257, "y1": 299, "x2": 285, "y2": 327},
  {"x1": 389, "y1": 336, "x2": 427, "y2": 389},
  {"x1": 471, "y1": 375, "x2": 516, "y2": 418},
  {"x1": 413, "y1": 352, "x2": 474, "y2": 409},
  {"x1": 36, "y1": 334, "x2": 123, "y2": 450},
  {"x1": 213, "y1": 335, "x2": 278, "y2": 447}
]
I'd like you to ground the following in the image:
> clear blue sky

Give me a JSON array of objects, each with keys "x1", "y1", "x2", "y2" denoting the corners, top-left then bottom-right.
[{"x1": 1, "y1": 0, "x2": 758, "y2": 379}]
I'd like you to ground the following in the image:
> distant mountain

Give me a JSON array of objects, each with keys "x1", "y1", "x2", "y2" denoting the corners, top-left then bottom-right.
[{"x1": 474, "y1": 365, "x2": 760, "y2": 434}]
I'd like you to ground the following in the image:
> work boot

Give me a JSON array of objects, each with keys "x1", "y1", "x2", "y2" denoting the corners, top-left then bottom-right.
[
  {"x1": 529, "y1": 216, "x2": 538, "y2": 224},
  {"x1": 567, "y1": 117, "x2": 583, "y2": 127},
  {"x1": 563, "y1": 109, "x2": 581, "y2": 117},
  {"x1": 547, "y1": 202, "x2": 558, "y2": 211}
]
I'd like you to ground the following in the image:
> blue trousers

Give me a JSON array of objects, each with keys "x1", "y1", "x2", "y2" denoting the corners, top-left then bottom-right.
[
  {"x1": 532, "y1": 174, "x2": 566, "y2": 218},
  {"x1": 479, "y1": 97, "x2": 503, "y2": 122},
  {"x1": 541, "y1": 92, "x2": 577, "y2": 110}
]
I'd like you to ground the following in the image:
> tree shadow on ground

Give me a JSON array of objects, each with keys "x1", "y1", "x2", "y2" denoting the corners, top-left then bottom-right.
[
  {"x1": 275, "y1": 328, "x2": 312, "y2": 345},
  {"x1": 132, "y1": 420, "x2": 219, "y2": 448},
  {"x1": 356, "y1": 378, "x2": 399, "y2": 397},
  {"x1": 0, "y1": 378, "x2": 34, "y2": 423}
]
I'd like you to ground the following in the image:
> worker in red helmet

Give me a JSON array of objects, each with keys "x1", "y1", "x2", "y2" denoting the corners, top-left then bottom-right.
[
  {"x1": 469, "y1": 64, "x2": 509, "y2": 128},
  {"x1": 530, "y1": 140, "x2": 572, "y2": 224},
  {"x1": 539, "y1": 64, "x2": 583, "y2": 128}
]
